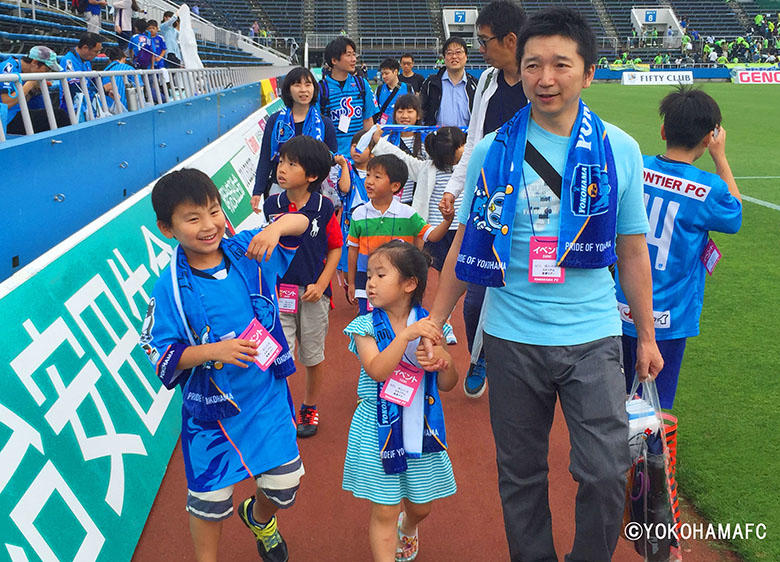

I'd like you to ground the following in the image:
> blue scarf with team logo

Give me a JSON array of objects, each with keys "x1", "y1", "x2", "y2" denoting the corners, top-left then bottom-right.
[
  {"x1": 270, "y1": 105, "x2": 326, "y2": 161},
  {"x1": 372, "y1": 305, "x2": 447, "y2": 475},
  {"x1": 456, "y1": 100, "x2": 618, "y2": 286},
  {"x1": 169, "y1": 239, "x2": 296, "y2": 421}
]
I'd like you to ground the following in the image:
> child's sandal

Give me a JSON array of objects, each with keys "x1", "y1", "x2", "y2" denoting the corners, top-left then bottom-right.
[{"x1": 395, "y1": 512, "x2": 419, "y2": 562}]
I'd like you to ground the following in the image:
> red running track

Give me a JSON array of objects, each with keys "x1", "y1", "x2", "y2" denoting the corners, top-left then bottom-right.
[{"x1": 133, "y1": 273, "x2": 739, "y2": 561}]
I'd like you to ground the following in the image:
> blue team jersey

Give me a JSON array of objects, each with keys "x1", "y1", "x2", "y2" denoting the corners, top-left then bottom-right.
[
  {"x1": 1, "y1": 57, "x2": 22, "y2": 125},
  {"x1": 375, "y1": 81, "x2": 409, "y2": 125},
  {"x1": 615, "y1": 155, "x2": 742, "y2": 340},
  {"x1": 148, "y1": 34, "x2": 167, "y2": 68},
  {"x1": 320, "y1": 74, "x2": 379, "y2": 155},
  {"x1": 59, "y1": 50, "x2": 93, "y2": 109},
  {"x1": 102, "y1": 60, "x2": 135, "y2": 109}
]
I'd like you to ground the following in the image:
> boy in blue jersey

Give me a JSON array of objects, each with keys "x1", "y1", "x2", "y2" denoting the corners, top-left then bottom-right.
[
  {"x1": 616, "y1": 87, "x2": 742, "y2": 409},
  {"x1": 146, "y1": 20, "x2": 168, "y2": 68},
  {"x1": 143, "y1": 169, "x2": 310, "y2": 562},
  {"x1": 374, "y1": 57, "x2": 409, "y2": 125},
  {"x1": 102, "y1": 46, "x2": 134, "y2": 111},
  {"x1": 263, "y1": 136, "x2": 343, "y2": 438},
  {"x1": 319, "y1": 37, "x2": 379, "y2": 155},
  {"x1": 130, "y1": 19, "x2": 152, "y2": 69}
]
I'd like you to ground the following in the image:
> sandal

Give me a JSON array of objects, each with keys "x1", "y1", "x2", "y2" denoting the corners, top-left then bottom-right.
[{"x1": 395, "y1": 512, "x2": 418, "y2": 562}]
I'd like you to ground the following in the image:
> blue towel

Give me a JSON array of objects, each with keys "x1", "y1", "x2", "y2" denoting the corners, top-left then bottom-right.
[
  {"x1": 372, "y1": 305, "x2": 448, "y2": 475},
  {"x1": 270, "y1": 105, "x2": 326, "y2": 161},
  {"x1": 456, "y1": 100, "x2": 618, "y2": 287}
]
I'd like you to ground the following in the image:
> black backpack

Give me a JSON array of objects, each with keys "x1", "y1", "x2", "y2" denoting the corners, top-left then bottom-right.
[{"x1": 71, "y1": 0, "x2": 89, "y2": 14}]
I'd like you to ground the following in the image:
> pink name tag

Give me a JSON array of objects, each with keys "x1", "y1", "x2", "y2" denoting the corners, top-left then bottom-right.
[
  {"x1": 379, "y1": 361, "x2": 424, "y2": 407},
  {"x1": 366, "y1": 298, "x2": 374, "y2": 312},
  {"x1": 700, "y1": 238, "x2": 721, "y2": 275},
  {"x1": 379, "y1": 113, "x2": 389, "y2": 125},
  {"x1": 278, "y1": 284, "x2": 298, "y2": 314},
  {"x1": 528, "y1": 236, "x2": 565, "y2": 283},
  {"x1": 238, "y1": 319, "x2": 282, "y2": 371}
]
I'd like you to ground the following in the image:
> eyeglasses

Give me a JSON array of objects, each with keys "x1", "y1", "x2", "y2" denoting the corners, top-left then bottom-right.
[
  {"x1": 477, "y1": 35, "x2": 498, "y2": 47},
  {"x1": 445, "y1": 49, "x2": 466, "y2": 57}
]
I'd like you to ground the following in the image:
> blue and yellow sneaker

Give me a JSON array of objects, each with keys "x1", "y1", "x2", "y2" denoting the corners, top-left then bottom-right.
[
  {"x1": 238, "y1": 497, "x2": 289, "y2": 562},
  {"x1": 463, "y1": 358, "x2": 487, "y2": 398}
]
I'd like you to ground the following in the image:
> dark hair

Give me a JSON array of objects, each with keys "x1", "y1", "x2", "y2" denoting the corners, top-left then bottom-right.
[
  {"x1": 659, "y1": 86, "x2": 721, "y2": 149},
  {"x1": 146, "y1": 19, "x2": 159, "y2": 28},
  {"x1": 163, "y1": 10, "x2": 174, "y2": 18},
  {"x1": 425, "y1": 126, "x2": 467, "y2": 171},
  {"x1": 132, "y1": 18, "x2": 147, "y2": 34},
  {"x1": 78, "y1": 32, "x2": 103, "y2": 48},
  {"x1": 400, "y1": 53, "x2": 414, "y2": 62},
  {"x1": 324, "y1": 37, "x2": 356, "y2": 67},
  {"x1": 379, "y1": 57, "x2": 400, "y2": 72},
  {"x1": 367, "y1": 154, "x2": 408, "y2": 191},
  {"x1": 393, "y1": 94, "x2": 423, "y2": 156},
  {"x1": 281, "y1": 67, "x2": 319, "y2": 108},
  {"x1": 105, "y1": 46, "x2": 126, "y2": 61},
  {"x1": 517, "y1": 8, "x2": 597, "y2": 73},
  {"x1": 476, "y1": 0, "x2": 525, "y2": 39},
  {"x1": 369, "y1": 240, "x2": 430, "y2": 305},
  {"x1": 152, "y1": 168, "x2": 221, "y2": 226},
  {"x1": 516, "y1": 8, "x2": 597, "y2": 71},
  {"x1": 442, "y1": 36, "x2": 468, "y2": 57},
  {"x1": 278, "y1": 135, "x2": 333, "y2": 192}
]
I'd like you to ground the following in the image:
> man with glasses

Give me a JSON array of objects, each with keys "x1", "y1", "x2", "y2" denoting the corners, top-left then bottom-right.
[
  {"x1": 420, "y1": 37, "x2": 477, "y2": 127},
  {"x1": 398, "y1": 53, "x2": 424, "y2": 94},
  {"x1": 59, "y1": 32, "x2": 105, "y2": 112},
  {"x1": 438, "y1": 0, "x2": 527, "y2": 399}
]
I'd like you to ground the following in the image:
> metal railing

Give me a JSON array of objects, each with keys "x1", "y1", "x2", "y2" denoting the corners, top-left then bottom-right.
[
  {"x1": 0, "y1": 65, "x2": 264, "y2": 142},
  {"x1": 13, "y1": 0, "x2": 292, "y2": 64}
]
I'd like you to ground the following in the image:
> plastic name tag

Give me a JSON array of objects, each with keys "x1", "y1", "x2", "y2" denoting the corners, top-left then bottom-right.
[
  {"x1": 379, "y1": 113, "x2": 389, "y2": 125},
  {"x1": 379, "y1": 361, "x2": 424, "y2": 407},
  {"x1": 278, "y1": 284, "x2": 298, "y2": 314},
  {"x1": 700, "y1": 238, "x2": 721, "y2": 275},
  {"x1": 338, "y1": 114, "x2": 351, "y2": 133},
  {"x1": 366, "y1": 298, "x2": 374, "y2": 312},
  {"x1": 528, "y1": 236, "x2": 565, "y2": 283},
  {"x1": 238, "y1": 319, "x2": 282, "y2": 371}
]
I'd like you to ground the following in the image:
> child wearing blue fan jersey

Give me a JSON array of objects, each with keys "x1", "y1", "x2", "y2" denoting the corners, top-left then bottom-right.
[
  {"x1": 342, "y1": 240, "x2": 457, "y2": 562},
  {"x1": 142, "y1": 169, "x2": 310, "y2": 562},
  {"x1": 616, "y1": 86, "x2": 742, "y2": 409}
]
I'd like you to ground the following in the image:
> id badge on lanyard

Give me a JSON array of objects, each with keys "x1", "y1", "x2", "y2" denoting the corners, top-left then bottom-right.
[
  {"x1": 278, "y1": 284, "x2": 299, "y2": 314},
  {"x1": 238, "y1": 319, "x2": 282, "y2": 370},
  {"x1": 379, "y1": 361, "x2": 424, "y2": 407},
  {"x1": 528, "y1": 236, "x2": 565, "y2": 283}
]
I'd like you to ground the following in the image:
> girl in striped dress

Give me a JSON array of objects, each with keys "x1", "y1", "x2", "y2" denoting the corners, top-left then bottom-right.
[{"x1": 342, "y1": 240, "x2": 458, "y2": 562}]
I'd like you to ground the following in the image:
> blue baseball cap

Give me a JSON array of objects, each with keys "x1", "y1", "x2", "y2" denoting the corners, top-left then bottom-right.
[{"x1": 28, "y1": 46, "x2": 62, "y2": 71}]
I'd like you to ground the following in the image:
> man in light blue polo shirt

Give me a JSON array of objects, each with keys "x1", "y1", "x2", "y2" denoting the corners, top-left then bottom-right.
[
  {"x1": 420, "y1": 37, "x2": 477, "y2": 127},
  {"x1": 425, "y1": 8, "x2": 663, "y2": 561}
]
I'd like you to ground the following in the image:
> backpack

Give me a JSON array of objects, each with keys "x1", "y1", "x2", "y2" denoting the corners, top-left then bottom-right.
[
  {"x1": 134, "y1": 37, "x2": 153, "y2": 69},
  {"x1": 319, "y1": 72, "x2": 366, "y2": 119},
  {"x1": 71, "y1": 0, "x2": 88, "y2": 14}
]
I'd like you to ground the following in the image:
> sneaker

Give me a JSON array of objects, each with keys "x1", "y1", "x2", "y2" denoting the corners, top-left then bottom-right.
[
  {"x1": 237, "y1": 497, "x2": 289, "y2": 562},
  {"x1": 396, "y1": 512, "x2": 419, "y2": 562},
  {"x1": 463, "y1": 358, "x2": 487, "y2": 398},
  {"x1": 445, "y1": 330, "x2": 458, "y2": 345},
  {"x1": 296, "y1": 405, "x2": 319, "y2": 438}
]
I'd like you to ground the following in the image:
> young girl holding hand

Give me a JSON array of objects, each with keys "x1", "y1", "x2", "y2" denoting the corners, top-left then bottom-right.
[{"x1": 343, "y1": 241, "x2": 458, "y2": 562}]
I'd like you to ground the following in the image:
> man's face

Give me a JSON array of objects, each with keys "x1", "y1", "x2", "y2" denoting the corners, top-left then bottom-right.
[
  {"x1": 520, "y1": 34, "x2": 594, "y2": 129},
  {"x1": 400, "y1": 57, "x2": 414, "y2": 75},
  {"x1": 477, "y1": 25, "x2": 516, "y2": 70},
  {"x1": 332, "y1": 46, "x2": 357, "y2": 74},
  {"x1": 444, "y1": 42, "x2": 467, "y2": 72},
  {"x1": 380, "y1": 67, "x2": 399, "y2": 87},
  {"x1": 78, "y1": 42, "x2": 103, "y2": 61}
]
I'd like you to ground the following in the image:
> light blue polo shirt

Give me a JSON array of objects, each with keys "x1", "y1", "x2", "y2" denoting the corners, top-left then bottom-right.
[
  {"x1": 458, "y1": 118, "x2": 649, "y2": 346},
  {"x1": 437, "y1": 71, "x2": 470, "y2": 128}
]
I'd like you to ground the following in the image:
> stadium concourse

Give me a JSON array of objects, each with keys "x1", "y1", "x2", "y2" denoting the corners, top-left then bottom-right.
[{"x1": 132, "y1": 274, "x2": 740, "y2": 561}]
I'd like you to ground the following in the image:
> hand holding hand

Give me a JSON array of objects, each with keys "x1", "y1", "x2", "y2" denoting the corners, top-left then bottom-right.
[
  {"x1": 402, "y1": 318, "x2": 442, "y2": 344},
  {"x1": 438, "y1": 193, "x2": 455, "y2": 217}
]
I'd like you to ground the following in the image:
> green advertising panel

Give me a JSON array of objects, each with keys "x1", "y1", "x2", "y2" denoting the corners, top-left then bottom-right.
[
  {"x1": 212, "y1": 159, "x2": 255, "y2": 229},
  {"x1": 0, "y1": 192, "x2": 183, "y2": 561}
]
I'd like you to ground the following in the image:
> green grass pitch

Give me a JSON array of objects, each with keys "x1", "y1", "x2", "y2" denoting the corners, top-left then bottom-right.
[{"x1": 582, "y1": 82, "x2": 780, "y2": 561}]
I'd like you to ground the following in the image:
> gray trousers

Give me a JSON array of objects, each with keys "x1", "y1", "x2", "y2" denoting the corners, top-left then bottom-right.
[{"x1": 483, "y1": 334, "x2": 631, "y2": 562}]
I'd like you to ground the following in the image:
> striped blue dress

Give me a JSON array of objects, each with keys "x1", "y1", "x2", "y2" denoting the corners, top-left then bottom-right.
[{"x1": 342, "y1": 314, "x2": 457, "y2": 505}]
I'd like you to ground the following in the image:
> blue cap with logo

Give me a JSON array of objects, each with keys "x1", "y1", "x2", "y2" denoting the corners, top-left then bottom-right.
[{"x1": 28, "y1": 46, "x2": 62, "y2": 71}]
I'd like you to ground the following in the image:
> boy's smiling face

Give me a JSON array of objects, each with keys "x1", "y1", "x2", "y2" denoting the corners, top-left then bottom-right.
[
  {"x1": 158, "y1": 197, "x2": 225, "y2": 268},
  {"x1": 364, "y1": 164, "x2": 400, "y2": 205}
]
